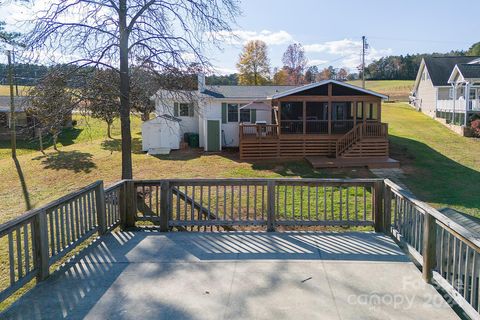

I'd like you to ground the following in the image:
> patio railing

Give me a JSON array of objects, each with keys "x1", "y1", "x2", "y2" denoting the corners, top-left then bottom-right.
[
  {"x1": 385, "y1": 179, "x2": 479, "y2": 319},
  {"x1": 0, "y1": 178, "x2": 478, "y2": 319}
]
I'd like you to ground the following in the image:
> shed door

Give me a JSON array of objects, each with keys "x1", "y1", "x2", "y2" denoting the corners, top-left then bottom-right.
[{"x1": 206, "y1": 120, "x2": 220, "y2": 152}]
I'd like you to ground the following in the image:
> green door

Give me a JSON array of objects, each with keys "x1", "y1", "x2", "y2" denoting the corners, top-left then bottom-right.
[{"x1": 207, "y1": 120, "x2": 220, "y2": 152}]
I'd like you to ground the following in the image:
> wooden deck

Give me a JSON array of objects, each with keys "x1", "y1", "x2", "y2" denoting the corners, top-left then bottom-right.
[{"x1": 306, "y1": 156, "x2": 400, "y2": 169}]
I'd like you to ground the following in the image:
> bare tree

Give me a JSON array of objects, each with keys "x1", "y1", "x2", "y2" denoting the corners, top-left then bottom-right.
[
  {"x1": 282, "y1": 43, "x2": 308, "y2": 85},
  {"x1": 82, "y1": 69, "x2": 121, "y2": 138},
  {"x1": 25, "y1": 0, "x2": 240, "y2": 179},
  {"x1": 130, "y1": 67, "x2": 158, "y2": 121},
  {"x1": 27, "y1": 70, "x2": 75, "y2": 153}
]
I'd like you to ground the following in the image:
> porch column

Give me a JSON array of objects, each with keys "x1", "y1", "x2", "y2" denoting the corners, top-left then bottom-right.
[
  {"x1": 452, "y1": 84, "x2": 456, "y2": 124},
  {"x1": 464, "y1": 82, "x2": 470, "y2": 126},
  {"x1": 377, "y1": 98, "x2": 381, "y2": 122},
  {"x1": 363, "y1": 101, "x2": 367, "y2": 125},
  {"x1": 303, "y1": 101, "x2": 306, "y2": 134},
  {"x1": 353, "y1": 101, "x2": 357, "y2": 127},
  {"x1": 328, "y1": 83, "x2": 332, "y2": 134}
]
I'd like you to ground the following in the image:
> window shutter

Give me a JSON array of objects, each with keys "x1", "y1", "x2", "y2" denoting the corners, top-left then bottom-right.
[
  {"x1": 251, "y1": 109, "x2": 256, "y2": 123},
  {"x1": 221, "y1": 103, "x2": 227, "y2": 123},
  {"x1": 189, "y1": 103, "x2": 194, "y2": 117},
  {"x1": 174, "y1": 102, "x2": 179, "y2": 117}
]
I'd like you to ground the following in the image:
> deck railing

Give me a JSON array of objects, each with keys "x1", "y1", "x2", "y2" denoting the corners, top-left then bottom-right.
[
  {"x1": 239, "y1": 124, "x2": 279, "y2": 139},
  {"x1": 131, "y1": 179, "x2": 383, "y2": 231},
  {"x1": 385, "y1": 179, "x2": 479, "y2": 319},
  {"x1": 0, "y1": 178, "x2": 478, "y2": 319},
  {"x1": 0, "y1": 180, "x2": 121, "y2": 303}
]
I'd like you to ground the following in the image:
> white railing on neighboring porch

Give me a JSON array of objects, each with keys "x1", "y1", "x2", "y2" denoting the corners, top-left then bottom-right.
[{"x1": 437, "y1": 99, "x2": 480, "y2": 112}]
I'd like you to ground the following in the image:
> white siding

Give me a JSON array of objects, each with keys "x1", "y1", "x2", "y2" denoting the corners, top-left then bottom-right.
[
  {"x1": 416, "y1": 67, "x2": 437, "y2": 117},
  {"x1": 155, "y1": 97, "x2": 199, "y2": 138},
  {"x1": 199, "y1": 99, "x2": 272, "y2": 148}
]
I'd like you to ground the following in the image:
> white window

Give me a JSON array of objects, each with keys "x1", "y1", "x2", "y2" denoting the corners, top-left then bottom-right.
[
  {"x1": 174, "y1": 103, "x2": 193, "y2": 117},
  {"x1": 227, "y1": 103, "x2": 238, "y2": 122},
  {"x1": 449, "y1": 88, "x2": 454, "y2": 99},
  {"x1": 240, "y1": 108, "x2": 251, "y2": 123},
  {"x1": 179, "y1": 103, "x2": 193, "y2": 117}
]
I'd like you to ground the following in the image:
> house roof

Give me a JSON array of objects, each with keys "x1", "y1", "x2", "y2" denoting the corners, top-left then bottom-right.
[
  {"x1": 456, "y1": 63, "x2": 480, "y2": 79},
  {"x1": 201, "y1": 85, "x2": 297, "y2": 99},
  {"x1": 423, "y1": 56, "x2": 480, "y2": 86},
  {"x1": 270, "y1": 80, "x2": 388, "y2": 100},
  {"x1": 0, "y1": 96, "x2": 30, "y2": 113}
]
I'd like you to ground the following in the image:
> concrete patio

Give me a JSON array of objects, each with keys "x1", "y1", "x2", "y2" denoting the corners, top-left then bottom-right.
[{"x1": 2, "y1": 231, "x2": 460, "y2": 320}]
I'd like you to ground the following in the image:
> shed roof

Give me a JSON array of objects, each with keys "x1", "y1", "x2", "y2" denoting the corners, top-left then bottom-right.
[{"x1": 0, "y1": 96, "x2": 30, "y2": 113}]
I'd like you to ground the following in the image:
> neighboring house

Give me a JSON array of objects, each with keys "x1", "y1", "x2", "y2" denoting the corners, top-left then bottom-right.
[
  {"x1": 146, "y1": 75, "x2": 394, "y2": 167},
  {"x1": 411, "y1": 56, "x2": 480, "y2": 128},
  {"x1": 0, "y1": 96, "x2": 34, "y2": 140}
]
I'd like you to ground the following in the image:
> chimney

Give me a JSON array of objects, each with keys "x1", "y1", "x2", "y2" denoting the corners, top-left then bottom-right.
[{"x1": 198, "y1": 72, "x2": 206, "y2": 93}]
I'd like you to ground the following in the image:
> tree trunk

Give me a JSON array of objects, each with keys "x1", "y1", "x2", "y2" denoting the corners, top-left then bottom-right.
[
  {"x1": 7, "y1": 51, "x2": 16, "y2": 158},
  {"x1": 53, "y1": 133, "x2": 58, "y2": 151},
  {"x1": 39, "y1": 129, "x2": 44, "y2": 154},
  {"x1": 107, "y1": 122, "x2": 112, "y2": 139},
  {"x1": 119, "y1": 0, "x2": 133, "y2": 179}
]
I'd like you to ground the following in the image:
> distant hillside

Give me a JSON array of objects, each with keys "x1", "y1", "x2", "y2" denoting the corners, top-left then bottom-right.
[{"x1": 347, "y1": 80, "x2": 414, "y2": 101}]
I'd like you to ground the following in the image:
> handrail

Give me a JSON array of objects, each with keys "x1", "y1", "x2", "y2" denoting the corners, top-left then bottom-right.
[
  {"x1": 384, "y1": 179, "x2": 480, "y2": 250},
  {"x1": 335, "y1": 123, "x2": 363, "y2": 157}
]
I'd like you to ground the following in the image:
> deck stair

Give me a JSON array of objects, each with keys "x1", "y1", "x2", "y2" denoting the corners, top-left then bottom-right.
[{"x1": 336, "y1": 123, "x2": 389, "y2": 159}]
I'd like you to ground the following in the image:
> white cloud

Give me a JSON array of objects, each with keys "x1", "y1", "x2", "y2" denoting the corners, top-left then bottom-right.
[
  {"x1": 212, "y1": 66, "x2": 237, "y2": 75},
  {"x1": 211, "y1": 30, "x2": 294, "y2": 46},
  {"x1": 304, "y1": 39, "x2": 392, "y2": 69}
]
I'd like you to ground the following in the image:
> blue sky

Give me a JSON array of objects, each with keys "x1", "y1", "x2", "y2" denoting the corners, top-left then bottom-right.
[
  {"x1": 209, "y1": 0, "x2": 479, "y2": 74},
  {"x1": 1, "y1": 0, "x2": 478, "y2": 74}
]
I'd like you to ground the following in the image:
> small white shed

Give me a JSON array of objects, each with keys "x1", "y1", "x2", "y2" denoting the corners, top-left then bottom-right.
[{"x1": 141, "y1": 115, "x2": 181, "y2": 155}]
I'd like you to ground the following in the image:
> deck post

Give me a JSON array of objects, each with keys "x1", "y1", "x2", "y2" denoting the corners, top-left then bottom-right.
[
  {"x1": 383, "y1": 185, "x2": 392, "y2": 234},
  {"x1": 33, "y1": 210, "x2": 49, "y2": 281},
  {"x1": 120, "y1": 180, "x2": 136, "y2": 229},
  {"x1": 328, "y1": 84, "x2": 332, "y2": 135},
  {"x1": 267, "y1": 180, "x2": 276, "y2": 232},
  {"x1": 422, "y1": 212, "x2": 437, "y2": 283},
  {"x1": 373, "y1": 181, "x2": 384, "y2": 233},
  {"x1": 160, "y1": 180, "x2": 171, "y2": 232},
  {"x1": 95, "y1": 181, "x2": 107, "y2": 235}
]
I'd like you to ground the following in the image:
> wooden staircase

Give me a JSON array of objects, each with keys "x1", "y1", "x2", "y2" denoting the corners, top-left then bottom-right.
[{"x1": 335, "y1": 122, "x2": 389, "y2": 159}]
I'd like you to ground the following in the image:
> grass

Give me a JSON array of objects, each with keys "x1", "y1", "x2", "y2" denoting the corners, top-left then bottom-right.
[
  {"x1": 383, "y1": 103, "x2": 480, "y2": 217},
  {"x1": 347, "y1": 80, "x2": 414, "y2": 101},
  {"x1": 0, "y1": 100, "x2": 479, "y2": 311},
  {"x1": 0, "y1": 85, "x2": 31, "y2": 96}
]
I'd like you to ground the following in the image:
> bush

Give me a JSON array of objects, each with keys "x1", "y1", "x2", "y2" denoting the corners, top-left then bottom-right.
[{"x1": 471, "y1": 119, "x2": 480, "y2": 137}]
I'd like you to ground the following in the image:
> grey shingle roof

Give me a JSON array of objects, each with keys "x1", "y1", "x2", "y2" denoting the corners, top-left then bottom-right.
[
  {"x1": 0, "y1": 96, "x2": 30, "y2": 113},
  {"x1": 424, "y1": 56, "x2": 480, "y2": 86},
  {"x1": 201, "y1": 85, "x2": 298, "y2": 99},
  {"x1": 457, "y1": 63, "x2": 480, "y2": 79}
]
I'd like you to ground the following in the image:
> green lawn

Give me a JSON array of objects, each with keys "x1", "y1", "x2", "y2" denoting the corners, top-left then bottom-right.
[
  {"x1": 347, "y1": 80, "x2": 414, "y2": 101},
  {"x1": 0, "y1": 100, "x2": 479, "y2": 311},
  {"x1": 383, "y1": 103, "x2": 480, "y2": 217}
]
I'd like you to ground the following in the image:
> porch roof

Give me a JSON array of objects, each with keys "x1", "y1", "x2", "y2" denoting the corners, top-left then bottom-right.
[
  {"x1": 269, "y1": 80, "x2": 388, "y2": 100},
  {"x1": 448, "y1": 64, "x2": 480, "y2": 84}
]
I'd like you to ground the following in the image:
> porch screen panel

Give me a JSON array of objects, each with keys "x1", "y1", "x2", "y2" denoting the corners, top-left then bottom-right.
[
  {"x1": 280, "y1": 102, "x2": 303, "y2": 134},
  {"x1": 306, "y1": 102, "x2": 328, "y2": 133}
]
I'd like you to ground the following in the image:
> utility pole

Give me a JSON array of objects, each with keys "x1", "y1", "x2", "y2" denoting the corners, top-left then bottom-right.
[
  {"x1": 361, "y1": 36, "x2": 368, "y2": 89},
  {"x1": 7, "y1": 50, "x2": 16, "y2": 158}
]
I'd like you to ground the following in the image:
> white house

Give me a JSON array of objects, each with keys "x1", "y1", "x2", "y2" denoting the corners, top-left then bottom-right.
[
  {"x1": 410, "y1": 56, "x2": 480, "y2": 128},
  {"x1": 145, "y1": 74, "x2": 296, "y2": 153},
  {"x1": 143, "y1": 74, "x2": 390, "y2": 165}
]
